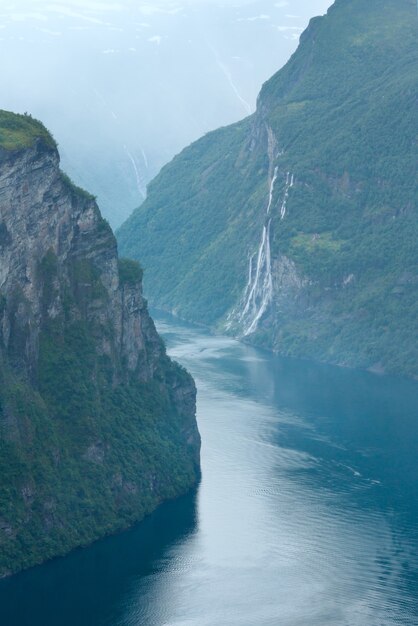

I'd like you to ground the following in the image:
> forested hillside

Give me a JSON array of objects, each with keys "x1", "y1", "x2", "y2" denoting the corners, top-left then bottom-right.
[{"x1": 118, "y1": 0, "x2": 418, "y2": 378}]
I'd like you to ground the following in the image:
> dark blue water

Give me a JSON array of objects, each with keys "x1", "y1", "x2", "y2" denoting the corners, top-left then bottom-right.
[{"x1": 1, "y1": 314, "x2": 418, "y2": 625}]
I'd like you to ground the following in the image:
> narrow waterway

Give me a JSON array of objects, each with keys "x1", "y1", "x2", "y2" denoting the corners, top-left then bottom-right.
[{"x1": 1, "y1": 313, "x2": 418, "y2": 625}]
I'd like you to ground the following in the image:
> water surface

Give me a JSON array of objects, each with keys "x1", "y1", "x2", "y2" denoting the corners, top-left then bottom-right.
[{"x1": 1, "y1": 314, "x2": 418, "y2": 625}]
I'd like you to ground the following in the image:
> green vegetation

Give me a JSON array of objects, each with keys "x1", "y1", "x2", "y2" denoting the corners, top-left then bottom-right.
[
  {"x1": 0, "y1": 123, "x2": 199, "y2": 577},
  {"x1": 118, "y1": 119, "x2": 268, "y2": 324},
  {"x1": 60, "y1": 172, "x2": 97, "y2": 202},
  {"x1": 117, "y1": 0, "x2": 418, "y2": 378},
  {"x1": 0, "y1": 245, "x2": 198, "y2": 577},
  {"x1": 0, "y1": 342, "x2": 197, "y2": 576},
  {"x1": 118, "y1": 258, "x2": 143, "y2": 285},
  {"x1": 0, "y1": 110, "x2": 57, "y2": 151}
]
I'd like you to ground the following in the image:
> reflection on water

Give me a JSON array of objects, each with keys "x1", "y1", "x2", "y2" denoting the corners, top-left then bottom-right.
[
  {"x1": 0, "y1": 492, "x2": 198, "y2": 626},
  {"x1": 1, "y1": 313, "x2": 418, "y2": 625}
]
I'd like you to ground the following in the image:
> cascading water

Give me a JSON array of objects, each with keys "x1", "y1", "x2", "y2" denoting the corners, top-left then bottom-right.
[
  {"x1": 242, "y1": 252, "x2": 256, "y2": 302},
  {"x1": 280, "y1": 172, "x2": 294, "y2": 220},
  {"x1": 124, "y1": 145, "x2": 146, "y2": 200},
  {"x1": 267, "y1": 167, "x2": 279, "y2": 214},
  {"x1": 238, "y1": 167, "x2": 294, "y2": 336}
]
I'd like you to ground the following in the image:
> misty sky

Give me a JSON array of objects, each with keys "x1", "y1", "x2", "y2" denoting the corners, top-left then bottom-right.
[{"x1": 0, "y1": 0, "x2": 333, "y2": 226}]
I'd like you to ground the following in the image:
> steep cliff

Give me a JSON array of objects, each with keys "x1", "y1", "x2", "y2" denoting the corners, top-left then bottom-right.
[
  {"x1": 0, "y1": 111, "x2": 200, "y2": 577},
  {"x1": 118, "y1": 0, "x2": 418, "y2": 378}
]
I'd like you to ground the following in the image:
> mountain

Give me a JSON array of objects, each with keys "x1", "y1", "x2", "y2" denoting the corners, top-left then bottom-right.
[
  {"x1": 118, "y1": 0, "x2": 418, "y2": 379},
  {"x1": 0, "y1": 111, "x2": 200, "y2": 578},
  {"x1": 0, "y1": 0, "x2": 332, "y2": 228}
]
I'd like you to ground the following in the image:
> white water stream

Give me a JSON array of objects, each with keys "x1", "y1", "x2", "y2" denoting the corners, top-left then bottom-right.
[
  {"x1": 239, "y1": 166, "x2": 294, "y2": 336},
  {"x1": 124, "y1": 145, "x2": 146, "y2": 200},
  {"x1": 280, "y1": 172, "x2": 294, "y2": 220}
]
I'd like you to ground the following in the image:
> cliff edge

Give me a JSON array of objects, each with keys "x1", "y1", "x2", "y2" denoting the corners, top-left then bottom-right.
[{"x1": 0, "y1": 111, "x2": 200, "y2": 577}]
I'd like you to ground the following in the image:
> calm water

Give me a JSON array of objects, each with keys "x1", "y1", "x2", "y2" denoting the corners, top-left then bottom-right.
[{"x1": 1, "y1": 314, "x2": 418, "y2": 625}]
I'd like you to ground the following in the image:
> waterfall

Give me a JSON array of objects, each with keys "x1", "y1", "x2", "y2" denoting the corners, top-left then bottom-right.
[
  {"x1": 267, "y1": 167, "x2": 279, "y2": 214},
  {"x1": 238, "y1": 168, "x2": 294, "y2": 336},
  {"x1": 243, "y1": 253, "x2": 256, "y2": 299},
  {"x1": 280, "y1": 172, "x2": 294, "y2": 220},
  {"x1": 240, "y1": 225, "x2": 268, "y2": 323},
  {"x1": 243, "y1": 219, "x2": 273, "y2": 336},
  {"x1": 124, "y1": 145, "x2": 146, "y2": 200}
]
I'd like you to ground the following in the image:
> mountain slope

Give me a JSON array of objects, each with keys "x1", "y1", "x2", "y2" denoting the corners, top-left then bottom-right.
[
  {"x1": 118, "y1": 0, "x2": 418, "y2": 378},
  {"x1": 0, "y1": 111, "x2": 200, "y2": 578}
]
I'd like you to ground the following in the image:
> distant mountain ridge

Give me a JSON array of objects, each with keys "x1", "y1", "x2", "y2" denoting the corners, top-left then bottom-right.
[
  {"x1": 0, "y1": 111, "x2": 200, "y2": 577},
  {"x1": 118, "y1": 0, "x2": 418, "y2": 378},
  {"x1": 0, "y1": 0, "x2": 332, "y2": 228}
]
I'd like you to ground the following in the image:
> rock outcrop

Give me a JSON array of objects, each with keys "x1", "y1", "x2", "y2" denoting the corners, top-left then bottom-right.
[{"x1": 0, "y1": 111, "x2": 200, "y2": 577}]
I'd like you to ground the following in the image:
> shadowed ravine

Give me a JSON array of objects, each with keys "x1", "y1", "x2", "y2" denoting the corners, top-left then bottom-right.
[{"x1": 1, "y1": 312, "x2": 418, "y2": 625}]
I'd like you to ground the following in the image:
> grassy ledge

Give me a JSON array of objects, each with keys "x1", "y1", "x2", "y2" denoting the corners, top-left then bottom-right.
[{"x1": 0, "y1": 110, "x2": 57, "y2": 151}]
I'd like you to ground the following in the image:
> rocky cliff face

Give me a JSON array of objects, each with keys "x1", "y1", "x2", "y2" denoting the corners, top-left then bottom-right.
[
  {"x1": 0, "y1": 112, "x2": 200, "y2": 578},
  {"x1": 1, "y1": 138, "x2": 160, "y2": 384}
]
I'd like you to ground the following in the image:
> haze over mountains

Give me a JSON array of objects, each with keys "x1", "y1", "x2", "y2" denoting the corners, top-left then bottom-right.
[
  {"x1": 0, "y1": 0, "x2": 417, "y2": 605},
  {"x1": 0, "y1": 0, "x2": 331, "y2": 227}
]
